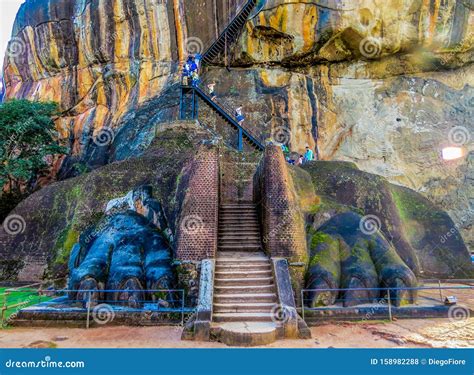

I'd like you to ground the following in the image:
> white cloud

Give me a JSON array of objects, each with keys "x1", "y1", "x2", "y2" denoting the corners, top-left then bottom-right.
[{"x1": 0, "y1": 0, "x2": 26, "y2": 83}]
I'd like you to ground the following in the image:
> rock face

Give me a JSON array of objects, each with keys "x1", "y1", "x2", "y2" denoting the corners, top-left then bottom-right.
[
  {"x1": 0, "y1": 123, "x2": 211, "y2": 282},
  {"x1": 293, "y1": 160, "x2": 473, "y2": 305},
  {"x1": 2, "y1": 0, "x2": 473, "y2": 249},
  {"x1": 2, "y1": 0, "x2": 246, "y2": 170}
]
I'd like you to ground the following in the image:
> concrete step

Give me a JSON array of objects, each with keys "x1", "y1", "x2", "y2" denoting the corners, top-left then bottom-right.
[
  {"x1": 213, "y1": 313, "x2": 275, "y2": 323},
  {"x1": 219, "y1": 245, "x2": 262, "y2": 251},
  {"x1": 219, "y1": 234, "x2": 261, "y2": 242},
  {"x1": 215, "y1": 284, "x2": 275, "y2": 294},
  {"x1": 216, "y1": 264, "x2": 272, "y2": 272},
  {"x1": 214, "y1": 293, "x2": 277, "y2": 304},
  {"x1": 220, "y1": 210, "x2": 257, "y2": 214},
  {"x1": 220, "y1": 214, "x2": 257, "y2": 218},
  {"x1": 219, "y1": 242, "x2": 262, "y2": 247},
  {"x1": 219, "y1": 228, "x2": 260, "y2": 233},
  {"x1": 216, "y1": 257, "x2": 269, "y2": 264},
  {"x1": 219, "y1": 220, "x2": 259, "y2": 225},
  {"x1": 219, "y1": 237, "x2": 261, "y2": 242},
  {"x1": 215, "y1": 277, "x2": 274, "y2": 287},
  {"x1": 221, "y1": 205, "x2": 256, "y2": 209},
  {"x1": 211, "y1": 322, "x2": 279, "y2": 347},
  {"x1": 215, "y1": 270, "x2": 272, "y2": 279},
  {"x1": 213, "y1": 303, "x2": 276, "y2": 313}
]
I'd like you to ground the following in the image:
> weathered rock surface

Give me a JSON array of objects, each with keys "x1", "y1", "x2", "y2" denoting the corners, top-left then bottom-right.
[
  {"x1": 296, "y1": 161, "x2": 473, "y2": 280},
  {"x1": 2, "y1": 0, "x2": 473, "y2": 250},
  {"x1": 0, "y1": 123, "x2": 211, "y2": 282}
]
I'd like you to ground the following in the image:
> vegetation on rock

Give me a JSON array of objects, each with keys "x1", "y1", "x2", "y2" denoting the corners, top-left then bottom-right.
[{"x1": 0, "y1": 99, "x2": 67, "y2": 218}]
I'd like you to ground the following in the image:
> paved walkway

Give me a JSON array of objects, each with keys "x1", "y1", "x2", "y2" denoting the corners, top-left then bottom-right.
[{"x1": 1, "y1": 318, "x2": 472, "y2": 348}]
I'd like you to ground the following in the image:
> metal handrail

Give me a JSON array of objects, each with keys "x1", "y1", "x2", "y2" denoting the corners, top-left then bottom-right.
[
  {"x1": 202, "y1": 0, "x2": 257, "y2": 64},
  {"x1": 194, "y1": 84, "x2": 264, "y2": 148}
]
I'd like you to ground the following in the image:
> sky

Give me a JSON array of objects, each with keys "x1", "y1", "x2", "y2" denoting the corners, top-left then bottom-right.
[{"x1": 0, "y1": 0, "x2": 25, "y2": 87}]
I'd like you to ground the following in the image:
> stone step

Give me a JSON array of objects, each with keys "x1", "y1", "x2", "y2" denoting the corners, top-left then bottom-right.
[
  {"x1": 213, "y1": 303, "x2": 276, "y2": 313},
  {"x1": 216, "y1": 264, "x2": 272, "y2": 272},
  {"x1": 219, "y1": 215, "x2": 258, "y2": 223},
  {"x1": 219, "y1": 227, "x2": 260, "y2": 233},
  {"x1": 215, "y1": 270, "x2": 272, "y2": 279},
  {"x1": 216, "y1": 257, "x2": 269, "y2": 264},
  {"x1": 215, "y1": 284, "x2": 275, "y2": 294},
  {"x1": 220, "y1": 214, "x2": 257, "y2": 217},
  {"x1": 219, "y1": 242, "x2": 262, "y2": 247},
  {"x1": 220, "y1": 210, "x2": 257, "y2": 215},
  {"x1": 211, "y1": 322, "x2": 279, "y2": 347},
  {"x1": 219, "y1": 237, "x2": 261, "y2": 242},
  {"x1": 214, "y1": 293, "x2": 277, "y2": 304},
  {"x1": 219, "y1": 235, "x2": 261, "y2": 240},
  {"x1": 215, "y1": 277, "x2": 274, "y2": 287},
  {"x1": 219, "y1": 245, "x2": 262, "y2": 251},
  {"x1": 213, "y1": 313, "x2": 275, "y2": 323},
  {"x1": 221, "y1": 204, "x2": 256, "y2": 209},
  {"x1": 219, "y1": 220, "x2": 259, "y2": 225}
]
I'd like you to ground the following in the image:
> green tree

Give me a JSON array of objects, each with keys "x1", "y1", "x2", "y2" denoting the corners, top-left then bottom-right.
[{"x1": 0, "y1": 99, "x2": 68, "y2": 194}]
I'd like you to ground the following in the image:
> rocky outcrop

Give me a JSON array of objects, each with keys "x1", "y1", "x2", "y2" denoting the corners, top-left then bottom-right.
[
  {"x1": 0, "y1": 123, "x2": 212, "y2": 282},
  {"x1": 2, "y1": 0, "x2": 472, "y2": 249},
  {"x1": 2, "y1": 0, "x2": 247, "y2": 172},
  {"x1": 297, "y1": 160, "x2": 474, "y2": 280}
]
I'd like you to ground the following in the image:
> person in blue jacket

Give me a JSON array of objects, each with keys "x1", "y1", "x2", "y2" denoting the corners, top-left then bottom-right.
[{"x1": 304, "y1": 146, "x2": 314, "y2": 164}]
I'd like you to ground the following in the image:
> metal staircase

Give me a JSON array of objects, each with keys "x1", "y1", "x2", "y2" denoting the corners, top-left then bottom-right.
[
  {"x1": 179, "y1": 85, "x2": 264, "y2": 151},
  {"x1": 179, "y1": 0, "x2": 263, "y2": 152},
  {"x1": 202, "y1": 0, "x2": 258, "y2": 65}
]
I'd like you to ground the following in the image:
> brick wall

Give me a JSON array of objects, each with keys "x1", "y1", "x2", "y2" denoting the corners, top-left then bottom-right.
[
  {"x1": 220, "y1": 151, "x2": 261, "y2": 204},
  {"x1": 254, "y1": 145, "x2": 307, "y2": 263},
  {"x1": 175, "y1": 145, "x2": 219, "y2": 261}
]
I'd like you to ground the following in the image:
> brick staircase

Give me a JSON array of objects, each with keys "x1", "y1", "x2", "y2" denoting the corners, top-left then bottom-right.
[{"x1": 213, "y1": 203, "x2": 277, "y2": 323}]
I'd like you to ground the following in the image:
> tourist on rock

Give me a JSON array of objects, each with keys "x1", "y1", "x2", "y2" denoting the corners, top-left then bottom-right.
[
  {"x1": 188, "y1": 55, "x2": 198, "y2": 73},
  {"x1": 304, "y1": 146, "x2": 314, "y2": 164},
  {"x1": 208, "y1": 82, "x2": 217, "y2": 101},
  {"x1": 182, "y1": 62, "x2": 191, "y2": 86},
  {"x1": 296, "y1": 154, "x2": 304, "y2": 166},
  {"x1": 235, "y1": 106, "x2": 245, "y2": 126},
  {"x1": 195, "y1": 53, "x2": 203, "y2": 70},
  {"x1": 192, "y1": 71, "x2": 200, "y2": 87}
]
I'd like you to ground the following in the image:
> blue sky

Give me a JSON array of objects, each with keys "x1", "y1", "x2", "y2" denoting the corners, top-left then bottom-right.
[{"x1": 0, "y1": 0, "x2": 25, "y2": 87}]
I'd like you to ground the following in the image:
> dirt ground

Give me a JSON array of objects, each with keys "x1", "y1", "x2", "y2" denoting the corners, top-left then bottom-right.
[{"x1": 0, "y1": 318, "x2": 472, "y2": 348}]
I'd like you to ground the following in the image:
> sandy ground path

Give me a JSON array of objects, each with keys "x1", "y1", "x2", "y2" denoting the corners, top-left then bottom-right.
[{"x1": 0, "y1": 318, "x2": 472, "y2": 348}]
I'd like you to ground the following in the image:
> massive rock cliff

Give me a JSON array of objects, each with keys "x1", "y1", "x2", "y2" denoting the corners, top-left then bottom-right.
[{"x1": 2, "y1": 0, "x2": 473, "y2": 247}]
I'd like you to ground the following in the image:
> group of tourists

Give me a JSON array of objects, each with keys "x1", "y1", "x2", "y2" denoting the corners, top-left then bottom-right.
[
  {"x1": 182, "y1": 55, "x2": 246, "y2": 126},
  {"x1": 182, "y1": 54, "x2": 202, "y2": 87},
  {"x1": 282, "y1": 145, "x2": 317, "y2": 166}
]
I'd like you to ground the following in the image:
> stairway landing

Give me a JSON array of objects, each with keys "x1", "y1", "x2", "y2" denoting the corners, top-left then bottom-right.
[{"x1": 211, "y1": 250, "x2": 282, "y2": 346}]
